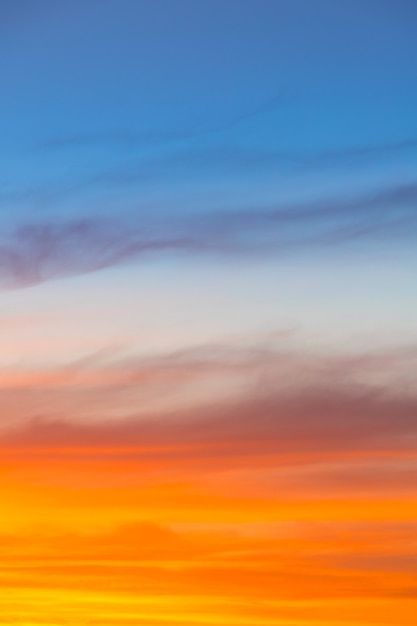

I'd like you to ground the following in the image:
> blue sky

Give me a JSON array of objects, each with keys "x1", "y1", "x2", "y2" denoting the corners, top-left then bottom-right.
[
  {"x1": 1, "y1": 0, "x2": 417, "y2": 231},
  {"x1": 0, "y1": 0, "x2": 416, "y2": 342}
]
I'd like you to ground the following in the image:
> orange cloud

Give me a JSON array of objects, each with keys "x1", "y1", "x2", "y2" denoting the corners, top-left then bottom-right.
[{"x1": 0, "y1": 343, "x2": 416, "y2": 624}]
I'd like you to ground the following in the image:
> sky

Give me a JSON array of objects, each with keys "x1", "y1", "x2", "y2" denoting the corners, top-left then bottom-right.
[{"x1": 0, "y1": 1, "x2": 417, "y2": 624}]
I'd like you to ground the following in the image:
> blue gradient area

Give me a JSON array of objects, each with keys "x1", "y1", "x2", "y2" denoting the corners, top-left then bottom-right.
[{"x1": 0, "y1": 0, "x2": 416, "y2": 281}]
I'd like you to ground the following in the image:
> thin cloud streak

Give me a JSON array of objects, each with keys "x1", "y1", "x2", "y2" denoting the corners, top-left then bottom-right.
[
  {"x1": 37, "y1": 93, "x2": 287, "y2": 151},
  {"x1": 1, "y1": 181, "x2": 416, "y2": 289}
]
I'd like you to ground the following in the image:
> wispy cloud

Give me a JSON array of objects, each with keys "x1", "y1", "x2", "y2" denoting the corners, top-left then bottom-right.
[
  {"x1": 2, "y1": 341, "x2": 417, "y2": 466},
  {"x1": 1, "y1": 180, "x2": 416, "y2": 289},
  {"x1": 307, "y1": 137, "x2": 417, "y2": 165},
  {"x1": 37, "y1": 125, "x2": 417, "y2": 183},
  {"x1": 0, "y1": 218, "x2": 202, "y2": 289},
  {"x1": 38, "y1": 93, "x2": 287, "y2": 151}
]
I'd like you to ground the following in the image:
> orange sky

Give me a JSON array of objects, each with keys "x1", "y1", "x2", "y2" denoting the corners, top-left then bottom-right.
[{"x1": 1, "y1": 354, "x2": 416, "y2": 626}]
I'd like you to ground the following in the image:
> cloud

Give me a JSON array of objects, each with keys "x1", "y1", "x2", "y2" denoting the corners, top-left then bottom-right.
[
  {"x1": 1, "y1": 342, "x2": 417, "y2": 469},
  {"x1": 87, "y1": 145, "x2": 296, "y2": 184},
  {"x1": 307, "y1": 137, "x2": 417, "y2": 165},
  {"x1": 37, "y1": 93, "x2": 287, "y2": 151},
  {"x1": 9, "y1": 387, "x2": 415, "y2": 456},
  {"x1": 36, "y1": 128, "x2": 417, "y2": 187},
  {"x1": 204, "y1": 180, "x2": 417, "y2": 245},
  {"x1": 1, "y1": 180, "x2": 416, "y2": 290},
  {"x1": 0, "y1": 218, "x2": 201, "y2": 289}
]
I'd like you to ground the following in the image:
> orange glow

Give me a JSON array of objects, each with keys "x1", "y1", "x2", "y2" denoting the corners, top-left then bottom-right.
[
  {"x1": 1, "y1": 339, "x2": 416, "y2": 623},
  {"x1": 0, "y1": 432, "x2": 416, "y2": 625}
]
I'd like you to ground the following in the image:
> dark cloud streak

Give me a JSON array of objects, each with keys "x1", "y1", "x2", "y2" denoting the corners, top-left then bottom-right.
[
  {"x1": 38, "y1": 93, "x2": 287, "y2": 151},
  {"x1": 0, "y1": 181, "x2": 416, "y2": 289}
]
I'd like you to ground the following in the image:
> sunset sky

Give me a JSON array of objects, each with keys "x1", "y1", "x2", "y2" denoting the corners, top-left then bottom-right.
[{"x1": 1, "y1": 1, "x2": 417, "y2": 624}]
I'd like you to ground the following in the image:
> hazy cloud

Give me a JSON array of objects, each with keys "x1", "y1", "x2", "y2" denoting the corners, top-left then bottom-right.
[{"x1": 2, "y1": 342, "x2": 416, "y2": 466}]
